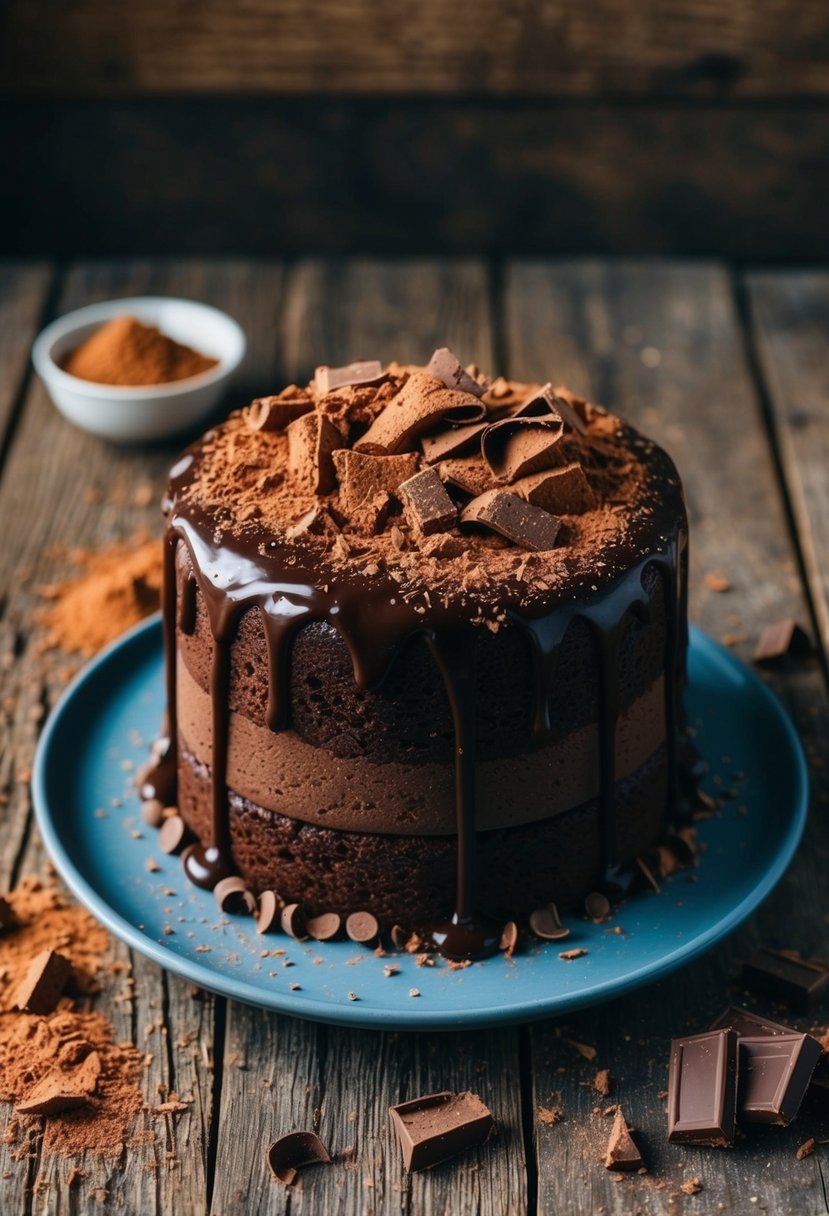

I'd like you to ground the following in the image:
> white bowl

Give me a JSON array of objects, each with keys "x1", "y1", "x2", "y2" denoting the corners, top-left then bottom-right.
[{"x1": 32, "y1": 296, "x2": 247, "y2": 443}]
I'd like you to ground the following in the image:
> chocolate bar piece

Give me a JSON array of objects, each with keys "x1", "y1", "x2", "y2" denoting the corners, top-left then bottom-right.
[
  {"x1": 667, "y1": 1028, "x2": 739, "y2": 1147},
  {"x1": 427, "y1": 348, "x2": 487, "y2": 398},
  {"x1": 243, "y1": 392, "x2": 312, "y2": 432},
  {"x1": 512, "y1": 463, "x2": 596, "y2": 515},
  {"x1": 739, "y1": 1033, "x2": 822, "y2": 1125},
  {"x1": 421, "y1": 421, "x2": 488, "y2": 464},
  {"x1": 742, "y1": 948, "x2": 829, "y2": 1014},
  {"x1": 481, "y1": 415, "x2": 564, "y2": 483},
  {"x1": 461, "y1": 490, "x2": 562, "y2": 552},
  {"x1": 389, "y1": 1090, "x2": 493, "y2": 1171},
  {"x1": 315, "y1": 360, "x2": 385, "y2": 395},
  {"x1": 399, "y1": 468, "x2": 457, "y2": 535},
  {"x1": 709, "y1": 1006, "x2": 795, "y2": 1038}
]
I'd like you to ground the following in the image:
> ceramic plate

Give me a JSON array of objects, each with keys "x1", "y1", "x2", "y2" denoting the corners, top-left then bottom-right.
[{"x1": 32, "y1": 616, "x2": 808, "y2": 1030}]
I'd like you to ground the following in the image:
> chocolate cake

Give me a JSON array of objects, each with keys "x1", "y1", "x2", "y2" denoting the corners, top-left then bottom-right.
[{"x1": 143, "y1": 350, "x2": 689, "y2": 959}]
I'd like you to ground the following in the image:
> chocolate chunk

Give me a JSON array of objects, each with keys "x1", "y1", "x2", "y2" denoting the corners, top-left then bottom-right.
[
  {"x1": 742, "y1": 948, "x2": 829, "y2": 1013},
  {"x1": 213, "y1": 877, "x2": 256, "y2": 916},
  {"x1": 306, "y1": 912, "x2": 342, "y2": 941},
  {"x1": 437, "y1": 455, "x2": 494, "y2": 499},
  {"x1": 482, "y1": 415, "x2": 564, "y2": 483},
  {"x1": 256, "y1": 889, "x2": 283, "y2": 934},
  {"x1": 421, "y1": 532, "x2": 466, "y2": 560},
  {"x1": 389, "y1": 1091, "x2": 494, "y2": 1172},
  {"x1": 12, "y1": 949, "x2": 73, "y2": 1015},
  {"x1": 243, "y1": 391, "x2": 313, "y2": 432},
  {"x1": 159, "y1": 814, "x2": 190, "y2": 855},
  {"x1": 315, "y1": 361, "x2": 385, "y2": 395},
  {"x1": 584, "y1": 892, "x2": 610, "y2": 921},
  {"x1": 140, "y1": 798, "x2": 165, "y2": 828},
  {"x1": 512, "y1": 382, "x2": 588, "y2": 437},
  {"x1": 667, "y1": 1028, "x2": 739, "y2": 1147},
  {"x1": 17, "y1": 1076, "x2": 91, "y2": 1117},
  {"x1": 460, "y1": 490, "x2": 562, "y2": 552},
  {"x1": 399, "y1": 468, "x2": 458, "y2": 536},
  {"x1": 346, "y1": 910, "x2": 379, "y2": 945},
  {"x1": 603, "y1": 1107, "x2": 643, "y2": 1171},
  {"x1": 427, "y1": 348, "x2": 487, "y2": 398},
  {"x1": 356, "y1": 372, "x2": 485, "y2": 455},
  {"x1": 280, "y1": 903, "x2": 308, "y2": 941},
  {"x1": 332, "y1": 449, "x2": 419, "y2": 514},
  {"x1": 528, "y1": 904, "x2": 570, "y2": 941},
  {"x1": 738, "y1": 1033, "x2": 822, "y2": 1125},
  {"x1": 753, "y1": 620, "x2": 813, "y2": 665},
  {"x1": 0, "y1": 894, "x2": 16, "y2": 931},
  {"x1": 266, "y1": 1130, "x2": 332, "y2": 1184},
  {"x1": 513, "y1": 463, "x2": 596, "y2": 515},
  {"x1": 421, "y1": 421, "x2": 488, "y2": 464},
  {"x1": 709, "y1": 1006, "x2": 795, "y2": 1038},
  {"x1": 287, "y1": 412, "x2": 341, "y2": 496}
]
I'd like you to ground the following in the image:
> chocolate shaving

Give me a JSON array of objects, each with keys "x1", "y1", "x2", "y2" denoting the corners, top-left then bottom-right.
[
  {"x1": 481, "y1": 414, "x2": 564, "y2": 483},
  {"x1": 603, "y1": 1107, "x2": 643, "y2": 1170},
  {"x1": 346, "y1": 911, "x2": 379, "y2": 945},
  {"x1": 213, "y1": 877, "x2": 256, "y2": 916},
  {"x1": 356, "y1": 372, "x2": 485, "y2": 455},
  {"x1": 331, "y1": 449, "x2": 419, "y2": 513},
  {"x1": 11, "y1": 949, "x2": 73, "y2": 1014},
  {"x1": 280, "y1": 903, "x2": 308, "y2": 941},
  {"x1": 427, "y1": 348, "x2": 487, "y2": 398},
  {"x1": 256, "y1": 890, "x2": 283, "y2": 934},
  {"x1": 287, "y1": 412, "x2": 340, "y2": 496},
  {"x1": 399, "y1": 468, "x2": 458, "y2": 536},
  {"x1": 266, "y1": 1130, "x2": 332, "y2": 1184},
  {"x1": 159, "y1": 815, "x2": 190, "y2": 855},
  {"x1": 421, "y1": 421, "x2": 488, "y2": 464},
  {"x1": 315, "y1": 360, "x2": 385, "y2": 395},
  {"x1": 528, "y1": 905, "x2": 570, "y2": 941},
  {"x1": 460, "y1": 490, "x2": 562, "y2": 552},
  {"x1": 243, "y1": 391, "x2": 312, "y2": 433},
  {"x1": 306, "y1": 912, "x2": 342, "y2": 942},
  {"x1": 389, "y1": 1090, "x2": 494, "y2": 1172},
  {"x1": 513, "y1": 463, "x2": 596, "y2": 515},
  {"x1": 500, "y1": 921, "x2": 519, "y2": 956}
]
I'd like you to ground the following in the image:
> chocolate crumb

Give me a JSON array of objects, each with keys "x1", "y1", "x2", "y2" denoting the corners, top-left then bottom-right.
[
  {"x1": 796, "y1": 1138, "x2": 816, "y2": 1160},
  {"x1": 558, "y1": 948, "x2": 588, "y2": 961}
]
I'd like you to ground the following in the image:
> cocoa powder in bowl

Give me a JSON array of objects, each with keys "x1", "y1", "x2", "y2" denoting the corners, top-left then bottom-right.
[{"x1": 62, "y1": 315, "x2": 218, "y2": 387}]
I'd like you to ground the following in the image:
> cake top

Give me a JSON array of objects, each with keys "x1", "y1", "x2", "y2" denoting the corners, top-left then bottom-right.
[{"x1": 166, "y1": 349, "x2": 684, "y2": 622}]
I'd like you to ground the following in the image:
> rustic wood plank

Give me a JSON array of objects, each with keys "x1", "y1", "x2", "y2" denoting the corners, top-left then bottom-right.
[
  {"x1": 0, "y1": 263, "x2": 53, "y2": 452},
  {"x1": 2, "y1": 0, "x2": 828, "y2": 97},
  {"x1": 745, "y1": 272, "x2": 829, "y2": 660},
  {"x1": 0, "y1": 260, "x2": 286, "y2": 1214},
  {"x1": 505, "y1": 261, "x2": 829, "y2": 1214},
  {"x1": 211, "y1": 260, "x2": 528, "y2": 1216},
  {"x1": 4, "y1": 102, "x2": 829, "y2": 266}
]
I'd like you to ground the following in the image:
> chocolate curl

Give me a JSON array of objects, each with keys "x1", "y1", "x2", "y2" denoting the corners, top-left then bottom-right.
[
  {"x1": 315, "y1": 360, "x2": 385, "y2": 395},
  {"x1": 421, "y1": 421, "x2": 488, "y2": 464},
  {"x1": 512, "y1": 463, "x2": 596, "y2": 514},
  {"x1": 426, "y1": 348, "x2": 487, "y2": 398},
  {"x1": 355, "y1": 372, "x2": 486, "y2": 456},
  {"x1": 510, "y1": 382, "x2": 588, "y2": 437},
  {"x1": 460, "y1": 490, "x2": 562, "y2": 551},
  {"x1": 481, "y1": 415, "x2": 564, "y2": 483},
  {"x1": 266, "y1": 1131, "x2": 332, "y2": 1185},
  {"x1": 286, "y1": 412, "x2": 341, "y2": 495},
  {"x1": 243, "y1": 391, "x2": 313, "y2": 432}
]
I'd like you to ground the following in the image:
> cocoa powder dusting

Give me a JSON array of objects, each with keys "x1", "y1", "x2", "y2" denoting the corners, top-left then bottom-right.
[
  {"x1": 36, "y1": 536, "x2": 162, "y2": 657},
  {"x1": 0, "y1": 877, "x2": 144, "y2": 1159},
  {"x1": 62, "y1": 315, "x2": 218, "y2": 387}
]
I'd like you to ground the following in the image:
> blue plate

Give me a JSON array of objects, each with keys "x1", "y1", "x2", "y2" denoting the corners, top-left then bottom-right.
[{"x1": 32, "y1": 616, "x2": 808, "y2": 1030}]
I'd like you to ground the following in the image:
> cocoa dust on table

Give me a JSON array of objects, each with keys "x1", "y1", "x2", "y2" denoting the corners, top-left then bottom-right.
[{"x1": 0, "y1": 876, "x2": 144, "y2": 1160}]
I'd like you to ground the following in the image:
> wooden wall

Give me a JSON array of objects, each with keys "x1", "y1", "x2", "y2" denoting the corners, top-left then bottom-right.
[{"x1": 1, "y1": 1, "x2": 827, "y2": 260}]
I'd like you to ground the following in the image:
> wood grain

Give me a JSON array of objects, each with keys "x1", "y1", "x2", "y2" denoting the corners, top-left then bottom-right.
[
  {"x1": 745, "y1": 271, "x2": 829, "y2": 660},
  {"x1": 505, "y1": 261, "x2": 829, "y2": 1215},
  {"x1": 211, "y1": 259, "x2": 528, "y2": 1216},
  {"x1": 0, "y1": 259, "x2": 285, "y2": 1213},
  {"x1": 0, "y1": 264, "x2": 52, "y2": 455},
  {"x1": 2, "y1": 1, "x2": 828, "y2": 97},
  {"x1": 3, "y1": 102, "x2": 828, "y2": 264}
]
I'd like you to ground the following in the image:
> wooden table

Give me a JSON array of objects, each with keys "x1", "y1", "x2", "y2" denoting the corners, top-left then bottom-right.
[{"x1": 1, "y1": 258, "x2": 827, "y2": 1215}]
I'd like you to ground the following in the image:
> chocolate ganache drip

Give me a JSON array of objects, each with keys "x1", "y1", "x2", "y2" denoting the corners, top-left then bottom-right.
[{"x1": 152, "y1": 362, "x2": 689, "y2": 960}]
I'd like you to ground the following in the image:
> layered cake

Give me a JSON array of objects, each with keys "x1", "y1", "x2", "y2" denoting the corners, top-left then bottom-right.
[{"x1": 143, "y1": 350, "x2": 688, "y2": 958}]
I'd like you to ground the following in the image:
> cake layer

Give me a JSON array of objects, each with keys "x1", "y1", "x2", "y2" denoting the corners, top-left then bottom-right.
[
  {"x1": 177, "y1": 655, "x2": 665, "y2": 834},
  {"x1": 177, "y1": 742, "x2": 668, "y2": 925}
]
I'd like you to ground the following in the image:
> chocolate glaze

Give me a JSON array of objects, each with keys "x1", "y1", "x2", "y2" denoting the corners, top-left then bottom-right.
[{"x1": 157, "y1": 424, "x2": 688, "y2": 956}]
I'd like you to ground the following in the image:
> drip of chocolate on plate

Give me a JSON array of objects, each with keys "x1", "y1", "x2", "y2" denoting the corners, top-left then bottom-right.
[{"x1": 145, "y1": 350, "x2": 689, "y2": 959}]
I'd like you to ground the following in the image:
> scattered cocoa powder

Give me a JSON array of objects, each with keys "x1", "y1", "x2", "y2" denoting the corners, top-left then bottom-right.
[
  {"x1": 62, "y1": 316, "x2": 218, "y2": 387},
  {"x1": 35, "y1": 536, "x2": 162, "y2": 657},
  {"x1": 0, "y1": 876, "x2": 144, "y2": 1159}
]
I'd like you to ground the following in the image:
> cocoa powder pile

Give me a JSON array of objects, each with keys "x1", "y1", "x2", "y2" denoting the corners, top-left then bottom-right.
[
  {"x1": 0, "y1": 876, "x2": 144, "y2": 1159},
  {"x1": 63, "y1": 315, "x2": 218, "y2": 387},
  {"x1": 36, "y1": 536, "x2": 163, "y2": 657}
]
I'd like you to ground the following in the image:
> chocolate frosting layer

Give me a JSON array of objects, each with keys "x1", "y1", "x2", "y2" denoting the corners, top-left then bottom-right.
[{"x1": 154, "y1": 366, "x2": 688, "y2": 957}]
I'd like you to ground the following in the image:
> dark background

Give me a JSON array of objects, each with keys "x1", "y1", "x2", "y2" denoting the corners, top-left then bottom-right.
[{"x1": 1, "y1": 0, "x2": 827, "y2": 262}]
